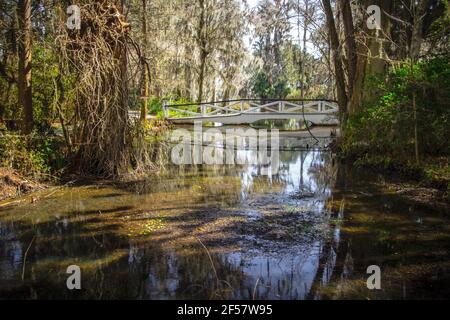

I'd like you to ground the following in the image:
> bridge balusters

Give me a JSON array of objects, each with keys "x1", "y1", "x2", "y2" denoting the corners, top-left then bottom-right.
[{"x1": 163, "y1": 99, "x2": 339, "y2": 124}]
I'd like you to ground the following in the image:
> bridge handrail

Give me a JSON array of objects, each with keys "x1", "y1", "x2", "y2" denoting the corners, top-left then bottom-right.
[
  {"x1": 163, "y1": 99, "x2": 339, "y2": 119},
  {"x1": 164, "y1": 98, "x2": 339, "y2": 109}
]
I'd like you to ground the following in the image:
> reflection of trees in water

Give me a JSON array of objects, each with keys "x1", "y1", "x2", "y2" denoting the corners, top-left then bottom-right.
[
  {"x1": 0, "y1": 144, "x2": 346, "y2": 300},
  {"x1": 307, "y1": 163, "x2": 450, "y2": 300},
  {"x1": 251, "y1": 119, "x2": 309, "y2": 131},
  {"x1": 0, "y1": 216, "x2": 249, "y2": 299},
  {"x1": 91, "y1": 245, "x2": 249, "y2": 299},
  {"x1": 276, "y1": 150, "x2": 337, "y2": 196},
  {"x1": 308, "y1": 152, "x2": 338, "y2": 195},
  {"x1": 304, "y1": 164, "x2": 353, "y2": 299},
  {"x1": 3, "y1": 154, "x2": 449, "y2": 299},
  {"x1": 0, "y1": 222, "x2": 344, "y2": 300}
]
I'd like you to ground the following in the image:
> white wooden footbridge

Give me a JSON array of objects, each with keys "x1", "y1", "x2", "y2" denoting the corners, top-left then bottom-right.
[{"x1": 161, "y1": 99, "x2": 339, "y2": 125}]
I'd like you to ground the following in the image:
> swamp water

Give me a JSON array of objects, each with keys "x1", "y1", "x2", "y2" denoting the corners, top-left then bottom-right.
[{"x1": 0, "y1": 126, "x2": 449, "y2": 299}]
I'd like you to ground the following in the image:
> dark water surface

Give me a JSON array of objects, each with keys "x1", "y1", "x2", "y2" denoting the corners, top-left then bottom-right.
[{"x1": 0, "y1": 127, "x2": 449, "y2": 300}]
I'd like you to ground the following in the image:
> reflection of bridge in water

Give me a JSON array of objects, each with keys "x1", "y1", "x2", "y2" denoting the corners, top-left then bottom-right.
[
  {"x1": 163, "y1": 99, "x2": 340, "y2": 125},
  {"x1": 174, "y1": 127, "x2": 338, "y2": 151}
]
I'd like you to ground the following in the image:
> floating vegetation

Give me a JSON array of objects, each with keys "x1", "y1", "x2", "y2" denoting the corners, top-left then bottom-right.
[{"x1": 126, "y1": 218, "x2": 167, "y2": 237}]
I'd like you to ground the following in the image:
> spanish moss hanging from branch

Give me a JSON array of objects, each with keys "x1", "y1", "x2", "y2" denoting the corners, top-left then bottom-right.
[{"x1": 56, "y1": 0, "x2": 154, "y2": 178}]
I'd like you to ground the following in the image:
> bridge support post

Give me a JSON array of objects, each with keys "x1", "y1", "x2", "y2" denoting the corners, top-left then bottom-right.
[{"x1": 163, "y1": 102, "x2": 168, "y2": 118}]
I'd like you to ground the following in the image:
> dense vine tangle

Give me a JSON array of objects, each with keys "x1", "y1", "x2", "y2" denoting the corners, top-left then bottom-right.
[{"x1": 56, "y1": 0, "x2": 154, "y2": 177}]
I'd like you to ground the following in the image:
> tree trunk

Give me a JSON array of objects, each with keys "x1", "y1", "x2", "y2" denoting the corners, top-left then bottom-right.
[
  {"x1": 301, "y1": 0, "x2": 309, "y2": 99},
  {"x1": 223, "y1": 85, "x2": 230, "y2": 103},
  {"x1": 339, "y1": 0, "x2": 357, "y2": 94},
  {"x1": 365, "y1": 0, "x2": 392, "y2": 77},
  {"x1": 70, "y1": 0, "x2": 132, "y2": 177},
  {"x1": 322, "y1": 0, "x2": 348, "y2": 121},
  {"x1": 348, "y1": 46, "x2": 368, "y2": 115},
  {"x1": 409, "y1": 0, "x2": 428, "y2": 164},
  {"x1": 140, "y1": 0, "x2": 149, "y2": 124},
  {"x1": 196, "y1": 0, "x2": 207, "y2": 104},
  {"x1": 114, "y1": 2, "x2": 129, "y2": 177},
  {"x1": 413, "y1": 91, "x2": 419, "y2": 163},
  {"x1": 410, "y1": 0, "x2": 428, "y2": 62},
  {"x1": 197, "y1": 50, "x2": 207, "y2": 103},
  {"x1": 184, "y1": 45, "x2": 193, "y2": 100},
  {"x1": 347, "y1": 0, "x2": 371, "y2": 116},
  {"x1": 17, "y1": 0, "x2": 33, "y2": 134}
]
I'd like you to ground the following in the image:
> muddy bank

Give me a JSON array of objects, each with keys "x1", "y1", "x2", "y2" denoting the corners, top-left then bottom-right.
[
  {"x1": 0, "y1": 167, "x2": 45, "y2": 202},
  {"x1": 336, "y1": 155, "x2": 450, "y2": 207},
  {"x1": 381, "y1": 181, "x2": 449, "y2": 209},
  {"x1": 368, "y1": 170, "x2": 450, "y2": 208}
]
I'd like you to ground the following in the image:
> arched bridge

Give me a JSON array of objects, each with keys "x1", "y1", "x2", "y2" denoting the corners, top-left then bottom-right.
[{"x1": 162, "y1": 99, "x2": 339, "y2": 125}]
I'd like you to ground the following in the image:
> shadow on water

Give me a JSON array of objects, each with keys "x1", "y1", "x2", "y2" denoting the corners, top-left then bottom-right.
[{"x1": 0, "y1": 126, "x2": 449, "y2": 299}]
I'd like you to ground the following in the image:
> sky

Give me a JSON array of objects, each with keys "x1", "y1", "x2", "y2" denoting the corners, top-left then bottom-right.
[
  {"x1": 243, "y1": 0, "x2": 316, "y2": 54},
  {"x1": 247, "y1": 0, "x2": 259, "y2": 7}
]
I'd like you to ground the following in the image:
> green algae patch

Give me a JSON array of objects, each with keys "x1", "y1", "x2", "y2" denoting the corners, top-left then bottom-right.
[{"x1": 126, "y1": 217, "x2": 167, "y2": 237}]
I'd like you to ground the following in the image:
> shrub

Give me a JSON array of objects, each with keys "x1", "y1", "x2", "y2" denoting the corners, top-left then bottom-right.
[
  {"x1": 343, "y1": 57, "x2": 450, "y2": 161},
  {"x1": 0, "y1": 132, "x2": 65, "y2": 179}
]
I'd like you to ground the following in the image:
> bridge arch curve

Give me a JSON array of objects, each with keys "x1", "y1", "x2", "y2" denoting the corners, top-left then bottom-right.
[{"x1": 163, "y1": 99, "x2": 339, "y2": 125}]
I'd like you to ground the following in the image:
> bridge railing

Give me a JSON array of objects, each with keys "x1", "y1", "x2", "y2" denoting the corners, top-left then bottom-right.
[{"x1": 163, "y1": 99, "x2": 339, "y2": 119}]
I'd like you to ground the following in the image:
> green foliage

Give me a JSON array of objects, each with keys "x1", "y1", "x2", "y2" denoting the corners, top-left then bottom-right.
[
  {"x1": 0, "y1": 132, "x2": 65, "y2": 179},
  {"x1": 159, "y1": 97, "x2": 195, "y2": 118},
  {"x1": 428, "y1": 0, "x2": 450, "y2": 57},
  {"x1": 343, "y1": 57, "x2": 450, "y2": 161},
  {"x1": 252, "y1": 71, "x2": 273, "y2": 99},
  {"x1": 128, "y1": 95, "x2": 194, "y2": 119},
  {"x1": 32, "y1": 46, "x2": 59, "y2": 129},
  {"x1": 148, "y1": 97, "x2": 163, "y2": 114},
  {"x1": 0, "y1": 43, "x2": 75, "y2": 134},
  {"x1": 251, "y1": 71, "x2": 291, "y2": 99},
  {"x1": 273, "y1": 79, "x2": 291, "y2": 98},
  {"x1": 128, "y1": 87, "x2": 141, "y2": 111}
]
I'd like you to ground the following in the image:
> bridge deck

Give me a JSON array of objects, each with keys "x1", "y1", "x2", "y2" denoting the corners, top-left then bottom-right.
[{"x1": 163, "y1": 99, "x2": 340, "y2": 125}]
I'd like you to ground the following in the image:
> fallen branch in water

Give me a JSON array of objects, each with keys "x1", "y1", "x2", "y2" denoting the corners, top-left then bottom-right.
[
  {"x1": 252, "y1": 278, "x2": 261, "y2": 300},
  {"x1": 21, "y1": 235, "x2": 36, "y2": 281},
  {"x1": 196, "y1": 236, "x2": 234, "y2": 299},
  {"x1": 0, "y1": 199, "x2": 26, "y2": 208},
  {"x1": 0, "y1": 180, "x2": 77, "y2": 209}
]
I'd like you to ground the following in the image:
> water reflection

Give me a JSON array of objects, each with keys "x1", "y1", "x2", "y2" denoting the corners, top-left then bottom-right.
[
  {"x1": 251, "y1": 119, "x2": 311, "y2": 131},
  {"x1": 0, "y1": 126, "x2": 449, "y2": 299}
]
